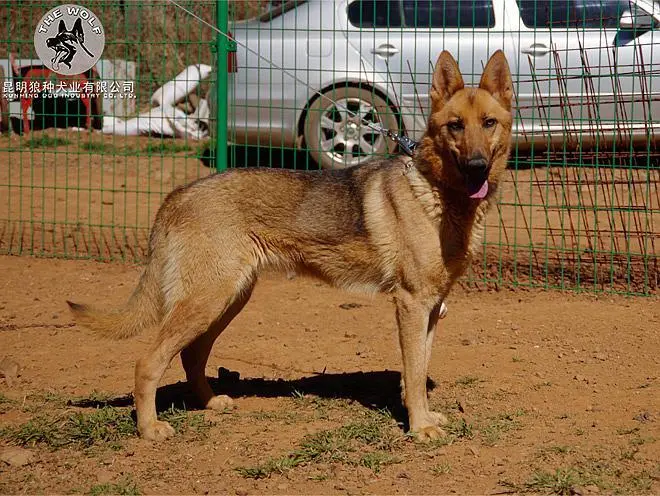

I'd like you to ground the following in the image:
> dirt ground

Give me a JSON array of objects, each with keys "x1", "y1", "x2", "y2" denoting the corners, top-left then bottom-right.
[{"x1": 0, "y1": 255, "x2": 658, "y2": 495}]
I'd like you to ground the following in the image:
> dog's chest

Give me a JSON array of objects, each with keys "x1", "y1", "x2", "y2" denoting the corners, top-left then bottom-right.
[{"x1": 440, "y1": 201, "x2": 489, "y2": 276}]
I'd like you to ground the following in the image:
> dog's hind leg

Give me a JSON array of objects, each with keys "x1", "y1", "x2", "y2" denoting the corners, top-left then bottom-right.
[
  {"x1": 180, "y1": 284, "x2": 254, "y2": 411},
  {"x1": 134, "y1": 289, "x2": 243, "y2": 441}
]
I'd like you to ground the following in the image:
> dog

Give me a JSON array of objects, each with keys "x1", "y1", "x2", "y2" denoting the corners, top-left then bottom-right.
[{"x1": 67, "y1": 50, "x2": 513, "y2": 442}]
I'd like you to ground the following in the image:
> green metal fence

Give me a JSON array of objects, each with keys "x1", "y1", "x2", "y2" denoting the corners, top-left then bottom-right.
[
  {"x1": 1, "y1": 0, "x2": 658, "y2": 295},
  {"x1": 0, "y1": 1, "x2": 218, "y2": 261}
]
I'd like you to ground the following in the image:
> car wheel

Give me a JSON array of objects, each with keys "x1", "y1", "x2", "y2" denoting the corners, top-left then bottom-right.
[{"x1": 303, "y1": 87, "x2": 400, "y2": 170}]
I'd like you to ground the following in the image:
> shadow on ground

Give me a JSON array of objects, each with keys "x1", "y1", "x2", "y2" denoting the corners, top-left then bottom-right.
[{"x1": 69, "y1": 369, "x2": 438, "y2": 427}]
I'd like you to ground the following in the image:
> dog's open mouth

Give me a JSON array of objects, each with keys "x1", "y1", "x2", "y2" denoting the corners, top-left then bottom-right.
[{"x1": 464, "y1": 169, "x2": 490, "y2": 199}]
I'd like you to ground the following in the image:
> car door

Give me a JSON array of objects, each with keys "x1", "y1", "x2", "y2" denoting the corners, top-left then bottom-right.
[
  {"x1": 508, "y1": 0, "x2": 660, "y2": 153},
  {"x1": 342, "y1": 0, "x2": 511, "y2": 140}
]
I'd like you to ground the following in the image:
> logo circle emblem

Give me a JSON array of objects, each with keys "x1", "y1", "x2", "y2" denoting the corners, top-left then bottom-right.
[{"x1": 34, "y1": 4, "x2": 105, "y2": 75}]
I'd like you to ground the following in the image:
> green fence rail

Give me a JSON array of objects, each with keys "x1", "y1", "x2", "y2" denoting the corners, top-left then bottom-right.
[{"x1": 0, "y1": 0, "x2": 658, "y2": 296}]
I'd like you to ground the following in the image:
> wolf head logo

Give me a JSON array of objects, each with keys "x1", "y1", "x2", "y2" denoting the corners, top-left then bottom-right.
[{"x1": 45, "y1": 18, "x2": 95, "y2": 71}]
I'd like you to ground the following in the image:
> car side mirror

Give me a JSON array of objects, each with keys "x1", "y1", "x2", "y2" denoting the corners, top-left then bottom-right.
[{"x1": 619, "y1": 7, "x2": 656, "y2": 30}]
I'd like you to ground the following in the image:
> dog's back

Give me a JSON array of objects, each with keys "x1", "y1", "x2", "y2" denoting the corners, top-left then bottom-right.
[{"x1": 149, "y1": 158, "x2": 430, "y2": 294}]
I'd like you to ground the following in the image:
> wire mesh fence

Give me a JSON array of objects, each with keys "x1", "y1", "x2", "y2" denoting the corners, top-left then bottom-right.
[
  {"x1": 0, "y1": 0, "x2": 658, "y2": 295},
  {"x1": 0, "y1": 1, "x2": 218, "y2": 261}
]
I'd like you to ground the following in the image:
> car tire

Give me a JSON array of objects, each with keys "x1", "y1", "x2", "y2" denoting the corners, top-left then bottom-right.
[{"x1": 303, "y1": 86, "x2": 400, "y2": 170}]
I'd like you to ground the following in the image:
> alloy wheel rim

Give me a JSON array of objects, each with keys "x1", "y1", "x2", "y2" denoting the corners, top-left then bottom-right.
[{"x1": 318, "y1": 97, "x2": 387, "y2": 167}]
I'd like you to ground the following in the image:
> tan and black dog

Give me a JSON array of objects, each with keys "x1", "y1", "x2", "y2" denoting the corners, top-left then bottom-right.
[{"x1": 68, "y1": 50, "x2": 513, "y2": 442}]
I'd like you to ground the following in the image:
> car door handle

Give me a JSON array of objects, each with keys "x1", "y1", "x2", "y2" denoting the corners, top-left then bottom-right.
[
  {"x1": 522, "y1": 43, "x2": 550, "y2": 56},
  {"x1": 371, "y1": 44, "x2": 399, "y2": 57}
]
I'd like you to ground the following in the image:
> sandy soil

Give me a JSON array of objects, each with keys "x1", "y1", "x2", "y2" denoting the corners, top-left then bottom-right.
[{"x1": 0, "y1": 255, "x2": 658, "y2": 495}]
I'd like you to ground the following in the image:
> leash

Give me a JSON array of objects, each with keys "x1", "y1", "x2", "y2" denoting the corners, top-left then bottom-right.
[{"x1": 166, "y1": 0, "x2": 419, "y2": 157}]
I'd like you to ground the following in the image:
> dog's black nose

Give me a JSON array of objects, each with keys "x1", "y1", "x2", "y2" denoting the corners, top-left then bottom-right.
[{"x1": 466, "y1": 157, "x2": 488, "y2": 174}]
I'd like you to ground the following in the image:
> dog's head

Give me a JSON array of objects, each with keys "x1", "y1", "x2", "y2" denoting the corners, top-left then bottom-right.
[{"x1": 422, "y1": 50, "x2": 513, "y2": 200}]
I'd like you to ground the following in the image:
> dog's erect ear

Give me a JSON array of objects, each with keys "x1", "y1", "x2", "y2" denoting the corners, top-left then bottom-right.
[
  {"x1": 72, "y1": 18, "x2": 84, "y2": 37},
  {"x1": 430, "y1": 51, "x2": 465, "y2": 112},
  {"x1": 479, "y1": 50, "x2": 513, "y2": 111},
  {"x1": 58, "y1": 20, "x2": 66, "y2": 34}
]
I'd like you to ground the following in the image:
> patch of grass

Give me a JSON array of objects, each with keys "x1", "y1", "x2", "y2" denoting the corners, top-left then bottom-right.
[
  {"x1": 446, "y1": 418, "x2": 475, "y2": 440},
  {"x1": 26, "y1": 135, "x2": 71, "y2": 149},
  {"x1": 523, "y1": 468, "x2": 593, "y2": 495},
  {"x1": 629, "y1": 435, "x2": 655, "y2": 446},
  {"x1": 291, "y1": 389, "x2": 306, "y2": 402},
  {"x1": 454, "y1": 375, "x2": 482, "y2": 387},
  {"x1": 510, "y1": 454, "x2": 657, "y2": 495},
  {"x1": 296, "y1": 409, "x2": 400, "y2": 460},
  {"x1": 626, "y1": 470, "x2": 653, "y2": 493},
  {"x1": 538, "y1": 445, "x2": 575, "y2": 460},
  {"x1": 0, "y1": 393, "x2": 14, "y2": 413},
  {"x1": 142, "y1": 141, "x2": 193, "y2": 155},
  {"x1": 289, "y1": 392, "x2": 354, "y2": 420},
  {"x1": 235, "y1": 457, "x2": 299, "y2": 479},
  {"x1": 619, "y1": 447, "x2": 638, "y2": 461},
  {"x1": 27, "y1": 391, "x2": 68, "y2": 406},
  {"x1": 512, "y1": 355, "x2": 524, "y2": 363},
  {"x1": 358, "y1": 451, "x2": 400, "y2": 473},
  {"x1": 1, "y1": 404, "x2": 208, "y2": 449},
  {"x1": 236, "y1": 409, "x2": 402, "y2": 479},
  {"x1": 422, "y1": 436, "x2": 454, "y2": 449},
  {"x1": 617, "y1": 426, "x2": 640, "y2": 436},
  {"x1": 480, "y1": 410, "x2": 525, "y2": 446},
  {"x1": 80, "y1": 142, "x2": 121, "y2": 154},
  {"x1": 158, "y1": 405, "x2": 212, "y2": 436},
  {"x1": 431, "y1": 462, "x2": 452, "y2": 475},
  {"x1": 414, "y1": 417, "x2": 475, "y2": 450},
  {"x1": 1, "y1": 407, "x2": 136, "y2": 449},
  {"x1": 89, "y1": 477, "x2": 140, "y2": 496}
]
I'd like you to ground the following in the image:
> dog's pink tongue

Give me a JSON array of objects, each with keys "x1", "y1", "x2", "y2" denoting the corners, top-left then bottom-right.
[{"x1": 469, "y1": 181, "x2": 488, "y2": 199}]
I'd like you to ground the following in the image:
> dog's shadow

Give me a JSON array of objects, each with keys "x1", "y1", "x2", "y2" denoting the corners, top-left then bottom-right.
[{"x1": 70, "y1": 369, "x2": 437, "y2": 427}]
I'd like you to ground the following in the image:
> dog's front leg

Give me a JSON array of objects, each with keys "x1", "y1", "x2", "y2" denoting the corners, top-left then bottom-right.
[{"x1": 395, "y1": 291, "x2": 445, "y2": 442}]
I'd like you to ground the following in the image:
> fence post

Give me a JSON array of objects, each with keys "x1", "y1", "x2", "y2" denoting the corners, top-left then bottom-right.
[{"x1": 214, "y1": 0, "x2": 228, "y2": 172}]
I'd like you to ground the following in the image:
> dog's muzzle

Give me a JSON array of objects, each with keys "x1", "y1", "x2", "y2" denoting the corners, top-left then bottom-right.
[{"x1": 461, "y1": 156, "x2": 490, "y2": 199}]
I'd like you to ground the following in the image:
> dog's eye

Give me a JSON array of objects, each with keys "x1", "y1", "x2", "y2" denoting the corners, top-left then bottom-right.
[
  {"x1": 447, "y1": 121, "x2": 464, "y2": 132},
  {"x1": 483, "y1": 118, "x2": 497, "y2": 128}
]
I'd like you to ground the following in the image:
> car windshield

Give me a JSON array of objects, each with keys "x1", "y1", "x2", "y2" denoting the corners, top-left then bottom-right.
[{"x1": 258, "y1": 0, "x2": 308, "y2": 22}]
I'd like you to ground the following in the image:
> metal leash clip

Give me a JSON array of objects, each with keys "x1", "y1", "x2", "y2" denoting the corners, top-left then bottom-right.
[
  {"x1": 382, "y1": 128, "x2": 419, "y2": 157},
  {"x1": 393, "y1": 133, "x2": 419, "y2": 157}
]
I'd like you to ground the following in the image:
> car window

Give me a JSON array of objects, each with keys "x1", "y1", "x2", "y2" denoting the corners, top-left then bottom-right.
[
  {"x1": 402, "y1": 0, "x2": 496, "y2": 28},
  {"x1": 515, "y1": 0, "x2": 634, "y2": 28},
  {"x1": 347, "y1": 0, "x2": 403, "y2": 28}
]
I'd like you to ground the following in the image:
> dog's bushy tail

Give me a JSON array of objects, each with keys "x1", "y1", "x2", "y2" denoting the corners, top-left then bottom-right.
[{"x1": 67, "y1": 262, "x2": 162, "y2": 340}]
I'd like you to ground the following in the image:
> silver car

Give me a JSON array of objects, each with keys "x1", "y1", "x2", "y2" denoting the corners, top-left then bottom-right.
[{"x1": 226, "y1": 0, "x2": 660, "y2": 169}]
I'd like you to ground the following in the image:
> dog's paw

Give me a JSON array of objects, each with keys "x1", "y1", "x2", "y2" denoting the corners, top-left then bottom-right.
[
  {"x1": 412, "y1": 424, "x2": 446, "y2": 442},
  {"x1": 429, "y1": 410, "x2": 449, "y2": 426},
  {"x1": 139, "y1": 420, "x2": 175, "y2": 441},
  {"x1": 206, "y1": 394, "x2": 234, "y2": 411}
]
